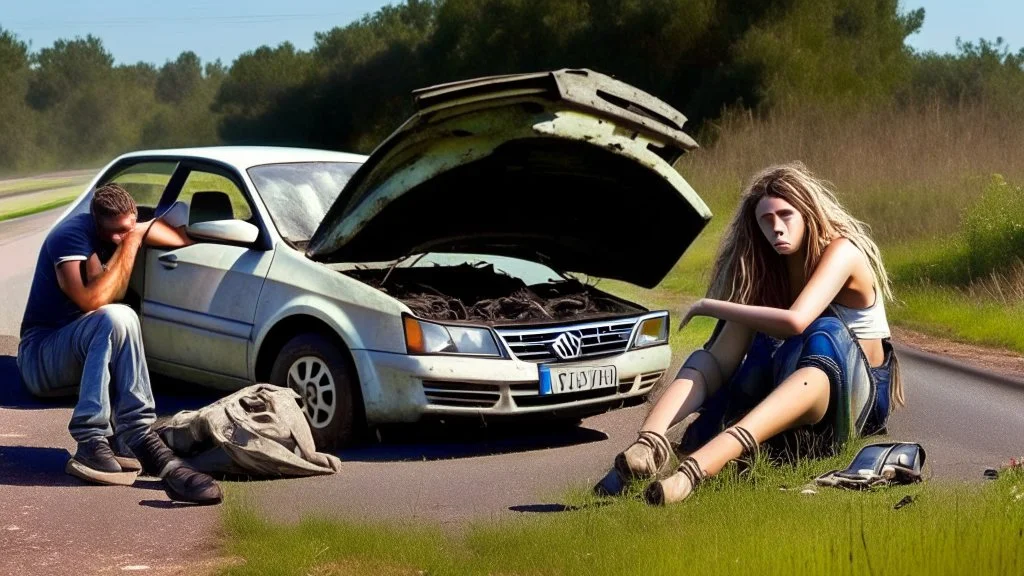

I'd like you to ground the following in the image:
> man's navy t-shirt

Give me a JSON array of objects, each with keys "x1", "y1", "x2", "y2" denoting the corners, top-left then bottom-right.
[{"x1": 21, "y1": 213, "x2": 115, "y2": 336}]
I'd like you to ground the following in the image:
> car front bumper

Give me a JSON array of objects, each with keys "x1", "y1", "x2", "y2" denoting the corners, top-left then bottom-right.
[{"x1": 351, "y1": 344, "x2": 672, "y2": 424}]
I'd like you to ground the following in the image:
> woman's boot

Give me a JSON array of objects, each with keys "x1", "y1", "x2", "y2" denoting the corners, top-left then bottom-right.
[
  {"x1": 644, "y1": 457, "x2": 705, "y2": 505},
  {"x1": 644, "y1": 425, "x2": 757, "y2": 506},
  {"x1": 593, "y1": 429, "x2": 673, "y2": 496}
]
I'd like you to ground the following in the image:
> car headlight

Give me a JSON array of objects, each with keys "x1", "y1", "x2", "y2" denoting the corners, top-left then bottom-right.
[
  {"x1": 633, "y1": 315, "x2": 668, "y2": 348},
  {"x1": 403, "y1": 316, "x2": 501, "y2": 357}
]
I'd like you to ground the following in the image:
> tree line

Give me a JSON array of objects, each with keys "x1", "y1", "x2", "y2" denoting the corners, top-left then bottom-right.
[{"x1": 2, "y1": 0, "x2": 1023, "y2": 174}]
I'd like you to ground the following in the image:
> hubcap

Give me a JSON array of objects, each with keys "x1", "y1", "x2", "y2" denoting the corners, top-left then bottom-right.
[{"x1": 287, "y1": 356, "x2": 336, "y2": 429}]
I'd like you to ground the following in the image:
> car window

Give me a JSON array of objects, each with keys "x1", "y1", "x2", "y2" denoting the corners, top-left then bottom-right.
[
  {"x1": 248, "y1": 161, "x2": 361, "y2": 244},
  {"x1": 105, "y1": 161, "x2": 178, "y2": 219},
  {"x1": 176, "y1": 169, "x2": 253, "y2": 223}
]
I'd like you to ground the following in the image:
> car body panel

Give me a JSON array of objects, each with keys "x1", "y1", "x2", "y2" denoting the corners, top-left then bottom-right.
[
  {"x1": 305, "y1": 68, "x2": 712, "y2": 289},
  {"x1": 140, "y1": 242, "x2": 275, "y2": 379},
  {"x1": 351, "y1": 341, "x2": 671, "y2": 422},
  {"x1": 249, "y1": 246, "x2": 411, "y2": 367}
]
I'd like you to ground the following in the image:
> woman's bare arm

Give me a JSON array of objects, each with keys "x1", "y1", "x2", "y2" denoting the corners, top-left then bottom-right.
[{"x1": 683, "y1": 238, "x2": 863, "y2": 338}]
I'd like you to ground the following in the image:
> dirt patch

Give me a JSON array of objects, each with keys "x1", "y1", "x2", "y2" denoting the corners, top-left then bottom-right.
[{"x1": 345, "y1": 262, "x2": 644, "y2": 324}]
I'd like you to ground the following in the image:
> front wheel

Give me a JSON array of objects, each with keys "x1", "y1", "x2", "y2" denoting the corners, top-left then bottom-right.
[{"x1": 269, "y1": 332, "x2": 357, "y2": 451}]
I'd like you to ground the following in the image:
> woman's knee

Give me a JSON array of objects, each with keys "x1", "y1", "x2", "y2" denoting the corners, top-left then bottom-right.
[
  {"x1": 797, "y1": 318, "x2": 853, "y2": 367},
  {"x1": 802, "y1": 316, "x2": 846, "y2": 338}
]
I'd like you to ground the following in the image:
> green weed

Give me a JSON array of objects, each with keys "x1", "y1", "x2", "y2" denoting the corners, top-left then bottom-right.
[
  {"x1": 961, "y1": 175, "x2": 1024, "y2": 279},
  {"x1": 0, "y1": 176, "x2": 89, "y2": 197},
  {"x1": 0, "y1": 193, "x2": 79, "y2": 222}
]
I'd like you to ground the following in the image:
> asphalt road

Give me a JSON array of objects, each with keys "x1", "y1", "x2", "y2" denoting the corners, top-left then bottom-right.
[{"x1": 1, "y1": 207, "x2": 1022, "y2": 574}]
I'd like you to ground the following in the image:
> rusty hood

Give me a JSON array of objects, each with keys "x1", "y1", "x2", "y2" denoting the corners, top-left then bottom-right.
[{"x1": 305, "y1": 68, "x2": 712, "y2": 289}]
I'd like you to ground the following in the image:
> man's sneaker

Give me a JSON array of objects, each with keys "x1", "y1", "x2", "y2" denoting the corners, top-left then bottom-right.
[
  {"x1": 65, "y1": 438, "x2": 139, "y2": 486},
  {"x1": 74, "y1": 438, "x2": 121, "y2": 472},
  {"x1": 108, "y1": 436, "x2": 142, "y2": 473}
]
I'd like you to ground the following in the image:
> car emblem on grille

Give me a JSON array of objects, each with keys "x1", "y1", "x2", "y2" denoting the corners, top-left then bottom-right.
[{"x1": 551, "y1": 330, "x2": 584, "y2": 360}]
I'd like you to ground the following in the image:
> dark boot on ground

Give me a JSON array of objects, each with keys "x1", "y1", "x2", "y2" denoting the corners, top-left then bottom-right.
[
  {"x1": 65, "y1": 437, "x2": 140, "y2": 486},
  {"x1": 129, "y1": 430, "x2": 223, "y2": 505}
]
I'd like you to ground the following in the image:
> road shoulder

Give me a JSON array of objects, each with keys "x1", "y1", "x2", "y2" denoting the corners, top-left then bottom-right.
[{"x1": 892, "y1": 326, "x2": 1024, "y2": 385}]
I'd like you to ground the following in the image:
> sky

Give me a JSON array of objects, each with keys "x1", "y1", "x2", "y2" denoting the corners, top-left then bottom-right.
[{"x1": 0, "y1": 0, "x2": 1021, "y2": 67}]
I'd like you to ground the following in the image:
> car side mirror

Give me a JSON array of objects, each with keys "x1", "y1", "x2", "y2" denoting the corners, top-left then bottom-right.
[{"x1": 187, "y1": 219, "x2": 259, "y2": 244}]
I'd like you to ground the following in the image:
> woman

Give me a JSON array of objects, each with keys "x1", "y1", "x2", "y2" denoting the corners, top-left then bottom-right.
[{"x1": 595, "y1": 162, "x2": 903, "y2": 505}]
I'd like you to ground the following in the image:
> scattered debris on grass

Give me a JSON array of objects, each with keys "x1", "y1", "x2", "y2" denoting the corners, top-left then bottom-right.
[{"x1": 894, "y1": 495, "x2": 916, "y2": 510}]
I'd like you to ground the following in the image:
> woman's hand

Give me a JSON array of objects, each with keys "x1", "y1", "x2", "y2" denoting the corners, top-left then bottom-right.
[{"x1": 677, "y1": 298, "x2": 707, "y2": 331}]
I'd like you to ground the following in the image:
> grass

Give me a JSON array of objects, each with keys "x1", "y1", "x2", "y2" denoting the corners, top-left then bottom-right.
[
  {"x1": 0, "y1": 175, "x2": 90, "y2": 198},
  {"x1": 220, "y1": 455, "x2": 1024, "y2": 575},
  {"x1": 0, "y1": 186, "x2": 83, "y2": 222},
  {"x1": 888, "y1": 285, "x2": 1024, "y2": 351}
]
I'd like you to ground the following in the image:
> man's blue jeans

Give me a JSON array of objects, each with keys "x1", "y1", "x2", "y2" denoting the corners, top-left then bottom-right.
[{"x1": 17, "y1": 304, "x2": 156, "y2": 446}]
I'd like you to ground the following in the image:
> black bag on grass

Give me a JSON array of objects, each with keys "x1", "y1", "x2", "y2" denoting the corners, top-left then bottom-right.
[{"x1": 815, "y1": 441, "x2": 926, "y2": 490}]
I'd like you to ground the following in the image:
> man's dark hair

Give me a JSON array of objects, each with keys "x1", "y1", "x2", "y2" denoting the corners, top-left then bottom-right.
[{"x1": 91, "y1": 183, "x2": 137, "y2": 219}]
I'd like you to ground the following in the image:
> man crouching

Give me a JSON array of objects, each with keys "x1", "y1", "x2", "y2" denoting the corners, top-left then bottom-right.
[{"x1": 17, "y1": 183, "x2": 222, "y2": 505}]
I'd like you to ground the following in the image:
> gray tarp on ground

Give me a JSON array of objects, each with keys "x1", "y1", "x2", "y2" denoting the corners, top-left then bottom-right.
[{"x1": 156, "y1": 383, "x2": 342, "y2": 477}]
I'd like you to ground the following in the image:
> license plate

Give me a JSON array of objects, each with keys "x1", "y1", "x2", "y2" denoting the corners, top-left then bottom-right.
[{"x1": 539, "y1": 364, "x2": 618, "y2": 395}]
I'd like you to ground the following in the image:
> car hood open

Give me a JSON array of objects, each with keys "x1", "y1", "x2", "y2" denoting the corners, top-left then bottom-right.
[{"x1": 305, "y1": 68, "x2": 712, "y2": 289}]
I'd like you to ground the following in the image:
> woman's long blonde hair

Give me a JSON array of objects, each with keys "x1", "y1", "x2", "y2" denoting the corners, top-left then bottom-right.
[{"x1": 706, "y1": 161, "x2": 904, "y2": 408}]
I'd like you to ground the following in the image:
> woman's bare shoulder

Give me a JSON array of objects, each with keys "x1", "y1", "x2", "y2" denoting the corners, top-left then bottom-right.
[
  {"x1": 824, "y1": 236, "x2": 861, "y2": 259},
  {"x1": 822, "y1": 237, "x2": 872, "y2": 276},
  {"x1": 826, "y1": 236, "x2": 877, "y2": 302}
]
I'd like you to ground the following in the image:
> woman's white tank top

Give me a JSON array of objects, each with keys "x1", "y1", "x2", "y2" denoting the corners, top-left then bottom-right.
[{"x1": 832, "y1": 284, "x2": 891, "y2": 339}]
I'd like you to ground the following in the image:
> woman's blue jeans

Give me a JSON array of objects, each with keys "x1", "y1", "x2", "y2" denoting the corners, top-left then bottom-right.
[{"x1": 685, "y1": 315, "x2": 893, "y2": 455}]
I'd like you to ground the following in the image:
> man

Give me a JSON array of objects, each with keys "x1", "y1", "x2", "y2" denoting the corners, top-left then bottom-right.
[{"x1": 17, "y1": 183, "x2": 222, "y2": 505}]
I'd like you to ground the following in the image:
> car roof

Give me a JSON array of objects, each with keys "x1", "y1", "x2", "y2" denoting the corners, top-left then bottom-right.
[{"x1": 115, "y1": 146, "x2": 368, "y2": 171}]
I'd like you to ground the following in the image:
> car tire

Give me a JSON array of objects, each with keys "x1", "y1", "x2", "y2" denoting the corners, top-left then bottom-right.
[{"x1": 269, "y1": 332, "x2": 358, "y2": 451}]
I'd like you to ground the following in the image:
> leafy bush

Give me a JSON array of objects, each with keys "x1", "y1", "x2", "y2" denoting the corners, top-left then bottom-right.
[{"x1": 962, "y1": 174, "x2": 1024, "y2": 278}]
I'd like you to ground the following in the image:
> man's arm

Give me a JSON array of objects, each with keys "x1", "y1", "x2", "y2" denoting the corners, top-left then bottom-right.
[
  {"x1": 74, "y1": 217, "x2": 192, "y2": 303},
  {"x1": 142, "y1": 218, "x2": 193, "y2": 248},
  {"x1": 57, "y1": 223, "x2": 149, "y2": 312}
]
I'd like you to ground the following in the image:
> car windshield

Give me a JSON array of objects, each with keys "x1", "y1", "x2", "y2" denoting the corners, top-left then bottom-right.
[{"x1": 248, "y1": 161, "x2": 362, "y2": 244}]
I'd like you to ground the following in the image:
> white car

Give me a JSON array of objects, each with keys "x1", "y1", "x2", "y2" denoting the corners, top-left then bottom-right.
[{"x1": 53, "y1": 68, "x2": 712, "y2": 448}]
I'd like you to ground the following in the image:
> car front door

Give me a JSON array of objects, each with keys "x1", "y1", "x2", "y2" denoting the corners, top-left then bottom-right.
[{"x1": 139, "y1": 161, "x2": 274, "y2": 387}]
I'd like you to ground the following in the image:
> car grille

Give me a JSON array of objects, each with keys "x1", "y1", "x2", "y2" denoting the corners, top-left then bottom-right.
[
  {"x1": 422, "y1": 381, "x2": 500, "y2": 408},
  {"x1": 423, "y1": 370, "x2": 664, "y2": 410},
  {"x1": 495, "y1": 317, "x2": 641, "y2": 363},
  {"x1": 628, "y1": 370, "x2": 666, "y2": 391}
]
